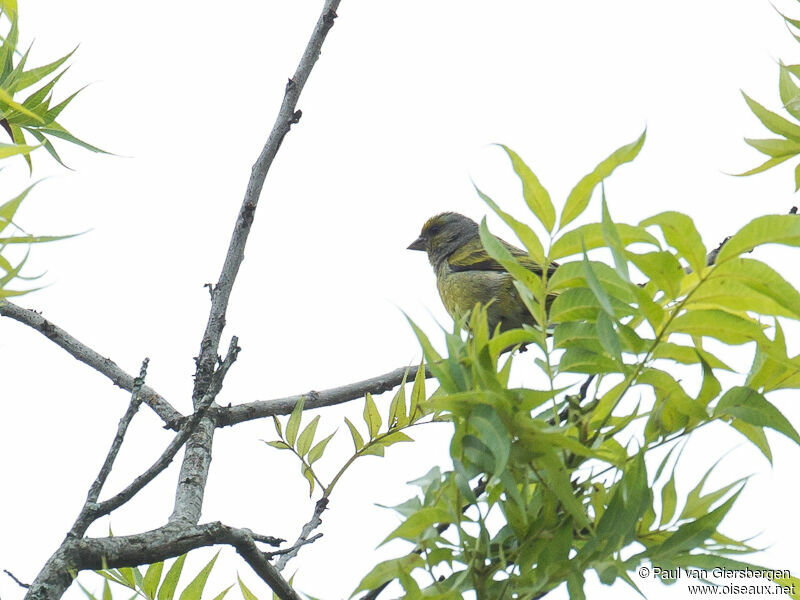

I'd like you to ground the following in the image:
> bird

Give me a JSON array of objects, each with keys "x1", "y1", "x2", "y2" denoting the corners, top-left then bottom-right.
[{"x1": 408, "y1": 212, "x2": 557, "y2": 333}]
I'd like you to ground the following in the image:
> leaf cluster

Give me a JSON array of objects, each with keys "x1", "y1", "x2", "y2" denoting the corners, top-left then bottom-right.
[
  {"x1": 738, "y1": 5, "x2": 800, "y2": 189},
  {"x1": 81, "y1": 553, "x2": 231, "y2": 600},
  {"x1": 264, "y1": 364, "x2": 430, "y2": 499},
  {"x1": 356, "y1": 133, "x2": 800, "y2": 598},
  {"x1": 0, "y1": 10, "x2": 99, "y2": 297}
]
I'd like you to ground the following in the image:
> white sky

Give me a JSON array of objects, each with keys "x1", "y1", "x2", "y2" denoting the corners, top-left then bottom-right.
[{"x1": 2, "y1": 2, "x2": 800, "y2": 599}]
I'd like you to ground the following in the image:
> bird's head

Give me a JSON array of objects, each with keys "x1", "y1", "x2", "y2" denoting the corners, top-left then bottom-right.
[{"x1": 408, "y1": 212, "x2": 480, "y2": 268}]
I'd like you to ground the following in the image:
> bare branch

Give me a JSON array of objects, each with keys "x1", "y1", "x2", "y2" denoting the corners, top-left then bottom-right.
[
  {"x1": 0, "y1": 301, "x2": 182, "y2": 428},
  {"x1": 217, "y1": 364, "x2": 431, "y2": 427},
  {"x1": 171, "y1": 338, "x2": 240, "y2": 524},
  {"x1": 172, "y1": 0, "x2": 342, "y2": 531},
  {"x1": 273, "y1": 498, "x2": 328, "y2": 571},
  {"x1": 85, "y1": 358, "x2": 150, "y2": 505},
  {"x1": 191, "y1": 0, "x2": 341, "y2": 400},
  {"x1": 68, "y1": 359, "x2": 150, "y2": 536},
  {"x1": 4, "y1": 570, "x2": 30, "y2": 589}
]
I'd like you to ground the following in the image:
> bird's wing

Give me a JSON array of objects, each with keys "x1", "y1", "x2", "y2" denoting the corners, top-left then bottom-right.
[{"x1": 447, "y1": 236, "x2": 554, "y2": 274}]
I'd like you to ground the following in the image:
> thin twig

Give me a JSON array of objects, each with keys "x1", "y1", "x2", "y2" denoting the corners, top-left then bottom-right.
[
  {"x1": 274, "y1": 498, "x2": 328, "y2": 571},
  {"x1": 68, "y1": 359, "x2": 150, "y2": 536},
  {"x1": 4, "y1": 570, "x2": 30, "y2": 589},
  {"x1": 265, "y1": 533, "x2": 323, "y2": 559}
]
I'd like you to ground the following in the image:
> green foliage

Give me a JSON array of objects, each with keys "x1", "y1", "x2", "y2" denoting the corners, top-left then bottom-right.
[
  {"x1": 354, "y1": 136, "x2": 800, "y2": 597},
  {"x1": 0, "y1": 11, "x2": 106, "y2": 170},
  {"x1": 0, "y1": 10, "x2": 101, "y2": 298},
  {"x1": 739, "y1": 8, "x2": 800, "y2": 188},
  {"x1": 81, "y1": 553, "x2": 232, "y2": 600},
  {"x1": 263, "y1": 362, "x2": 431, "y2": 499}
]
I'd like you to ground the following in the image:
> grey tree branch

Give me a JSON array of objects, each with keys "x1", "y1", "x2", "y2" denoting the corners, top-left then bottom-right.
[
  {"x1": 191, "y1": 0, "x2": 341, "y2": 402},
  {"x1": 172, "y1": 0, "x2": 342, "y2": 531},
  {"x1": 216, "y1": 364, "x2": 431, "y2": 427},
  {"x1": 0, "y1": 301, "x2": 183, "y2": 428},
  {"x1": 26, "y1": 522, "x2": 301, "y2": 600}
]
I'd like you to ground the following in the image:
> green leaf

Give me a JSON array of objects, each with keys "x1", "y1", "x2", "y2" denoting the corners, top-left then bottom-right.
[
  {"x1": 352, "y1": 554, "x2": 426, "y2": 595},
  {"x1": 627, "y1": 250, "x2": 684, "y2": 300},
  {"x1": 208, "y1": 586, "x2": 231, "y2": 600},
  {"x1": 409, "y1": 361, "x2": 426, "y2": 422},
  {"x1": 558, "y1": 347, "x2": 620, "y2": 375},
  {"x1": 142, "y1": 562, "x2": 164, "y2": 600},
  {"x1": 651, "y1": 342, "x2": 732, "y2": 371},
  {"x1": 548, "y1": 259, "x2": 636, "y2": 302},
  {"x1": 388, "y1": 370, "x2": 408, "y2": 428},
  {"x1": 601, "y1": 191, "x2": 630, "y2": 281},
  {"x1": 596, "y1": 311, "x2": 622, "y2": 364},
  {"x1": 640, "y1": 211, "x2": 706, "y2": 275},
  {"x1": 0, "y1": 182, "x2": 37, "y2": 234},
  {"x1": 560, "y1": 129, "x2": 646, "y2": 229},
  {"x1": 264, "y1": 440, "x2": 291, "y2": 450},
  {"x1": 666, "y1": 309, "x2": 765, "y2": 346},
  {"x1": 780, "y1": 61, "x2": 800, "y2": 121},
  {"x1": 549, "y1": 287, "x2": 632, "y2": 324},
  {"x1": 178, "y1": 551, "x2": 219, "y2": 600},
  {"x1": 659, "y1": 470, "x2": 678, "y2": 526},
  {"x1": 285, "y1": 396, "x2": 305, "y2": 448},
  {"x1": 272, "y1": 415, "x2": 282, "y2": 439},
  {"x1": 0, "y1": 140, "x2": 38, "y2": 160},
  {"x1": 44, "y1": 85, "x2": 87, "y2": 123},
  {"x1": 715, "y1": 214, "x2": 800, "y2": 264},
  {"x1": 156, "y1": 554, "x2": 186, "y2": 600},
  {"x1": 475, "y1": 184, "x2": 545, "y2": 264},
  {"x1": 742, "y1": 91, "x2": 800, "y2": 141},
  {"x1": 308, "y1": 431, "x2": 336, "y2": 465},
  {"x1": 406, "y1": 315, "x2": 459, "y2": 393},
  {"x1": 301, "y1": 464, "x2": 315, "y2": 496},
  {"x1": 744, "y1": 137, "x2": 800, "y2": 157},
  {"x1": 363, "y1": 393, "x2": 382, "y2": 438},
  {"x1": 582, "y1": 245, "x2": 614, "y2": 316},
  {"x1": 237, "y1": 576, "x2": 258, "y2": 600},
  {"x1": 713, "y1": 386, "x2": 800, "y2": 445},
  {"x1": 733, "y1": 154, "x2": 794, "y2": 177},
  {"x1": 77, "y1": 582, "x2": 99, "y2": 600},
  {"x1": 296, "y1": 414, "x2": 320, "y2": 457},
  {"x1": 344, "y1": 417, "x2": 364, "y2": 452},
  {"x1": 650, "y1": 488, "x2": 742, "y2": 560},
  {"x1": 498, "y1": 144, "x2": 556, "y2": 232},
  {"x1": 479, "y1": 218, "x2": 545, "y2": 301},
  {"x1": 35, "y1": 124, "x2": 109, "y2": 154},
  {"x1": 470, "y1": 405, "x2": 510, "y2": 476},
  {"x1": 16, "y1": 47, "x2": 76, "y2": 92},
  {"x1": 538, "y1": 447, "x2": 591, "y2": 527},
  {"x1": 550, "y1": 222, "x2": 659, "y2": 260},
  {"x1": 0, "y1": 84, "x2": 44, "y2": 123},
  {"x1": 380, "y1": 507, "x2": 453, "y2": 545}
]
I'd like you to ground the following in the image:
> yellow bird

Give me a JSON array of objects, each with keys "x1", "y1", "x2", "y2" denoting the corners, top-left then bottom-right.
[{"x1": 408, "y1": 212, "x2": 557, "y2": 333}]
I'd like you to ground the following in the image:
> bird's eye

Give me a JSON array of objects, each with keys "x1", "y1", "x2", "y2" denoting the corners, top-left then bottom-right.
[{"x1": 427, "y1": 224, "x2": 441, "y2": 236}]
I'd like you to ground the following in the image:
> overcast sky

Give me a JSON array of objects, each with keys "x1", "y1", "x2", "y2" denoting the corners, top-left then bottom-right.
[{"x1": 2, "y1": 2, "x2": 800, "y2": 599}]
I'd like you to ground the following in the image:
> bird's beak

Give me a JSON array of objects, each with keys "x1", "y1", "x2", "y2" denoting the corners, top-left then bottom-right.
[{"x1": 407, "y1": 236, "x2": 426, "y2": 251}]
